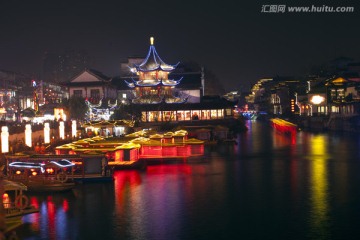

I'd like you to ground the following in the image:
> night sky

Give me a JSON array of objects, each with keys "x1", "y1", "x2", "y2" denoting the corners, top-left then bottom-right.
[{"x1": 0, "y1": 0, "x2": 359, "y2": 91}]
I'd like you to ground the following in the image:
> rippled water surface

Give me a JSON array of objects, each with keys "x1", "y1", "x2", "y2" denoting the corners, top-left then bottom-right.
[{"x1": 18, "y1": 121, "x2": 360, "y2": 239}]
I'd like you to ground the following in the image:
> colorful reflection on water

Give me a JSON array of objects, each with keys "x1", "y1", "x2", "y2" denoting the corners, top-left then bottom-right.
[
  {"x1": 15, "y1": 121, "x2": 360, "y2": 239},
  {"x1": 308, "y1": 134, "x2": 330, "y2": 240}
]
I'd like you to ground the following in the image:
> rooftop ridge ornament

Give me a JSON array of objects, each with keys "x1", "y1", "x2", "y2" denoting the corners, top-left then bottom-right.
[
  {"x1": 132, "y1": 37, "x2": 178, "y2": 72},
  {"x1": 126, "y1": 37, "x2": 186, "y2": 104}
]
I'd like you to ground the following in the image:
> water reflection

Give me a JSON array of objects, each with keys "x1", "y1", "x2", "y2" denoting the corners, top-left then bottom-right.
[
  {"x1": 21, "y1": 193, "x2": 74, "y2": 239},
  {"x1": 308, "y1": 134, "x2": 330, "y2": 239},
  {"x1": 14, "y1": 121, "x2": 360, "y2": 239}
]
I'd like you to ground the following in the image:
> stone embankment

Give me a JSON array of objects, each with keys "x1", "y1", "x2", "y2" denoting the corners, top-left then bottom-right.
[{"x1": 294, "y1": 115, "x2": 360, "y2": 132}]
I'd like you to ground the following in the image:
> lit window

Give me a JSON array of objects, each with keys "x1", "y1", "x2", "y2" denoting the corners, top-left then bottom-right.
[{"x1": 122, "y1": 93, "x2": 127, "y2": 99}]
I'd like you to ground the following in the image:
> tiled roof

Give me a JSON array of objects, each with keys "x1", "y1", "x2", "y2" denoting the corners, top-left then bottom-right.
[
  {"x1": 113, "y1": 72, "x2": 202, "y2": 90},
  {"x1": 133, "y1": 38, "x2": 178, "y2": 72}
]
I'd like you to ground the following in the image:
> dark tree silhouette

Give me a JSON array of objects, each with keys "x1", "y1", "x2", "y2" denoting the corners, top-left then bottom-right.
[{"x1": 67, "y1": 96, "x2": 88, "y2": 120}]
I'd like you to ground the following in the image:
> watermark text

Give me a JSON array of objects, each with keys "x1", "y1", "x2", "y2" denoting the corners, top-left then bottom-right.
[{"x1": 261, "y1": 5, "x2": 354, "y2": 13}]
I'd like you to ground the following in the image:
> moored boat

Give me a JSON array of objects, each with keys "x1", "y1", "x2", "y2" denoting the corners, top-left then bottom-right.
[
  {"x1": 5, "y1": 153, "x2": 114, "y2": 184},
  {"x1": 69, "y1": 153, "x2": 114, "y2": 183},
  {"x1": 6, "y1": 160, "x2": 76, "y2": 192},
  {"x1": 2, "y1": 179, "x2": 39, "y2": 235}
]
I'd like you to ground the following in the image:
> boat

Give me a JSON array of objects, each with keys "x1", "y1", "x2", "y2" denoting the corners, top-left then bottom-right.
[
  {"x1": 2, "y1": 179, "x2": 39, "y2": 235},
  {"x1": 69, "y1": 153, "x2": 114, "y2": 183},
  {"x1": 5, "y1": 153, "x2": 114, "y2": 184},
  {"x1": 6, "y1": 160, "x2": 76, "y2": 192}
]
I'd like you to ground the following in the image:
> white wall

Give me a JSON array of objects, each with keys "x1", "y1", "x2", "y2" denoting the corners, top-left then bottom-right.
[{"x1": 180, "y1": 90, "x2": 201, "y2": 103}]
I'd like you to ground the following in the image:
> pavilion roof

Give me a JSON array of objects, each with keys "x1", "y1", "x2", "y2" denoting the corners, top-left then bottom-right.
[{"x1": 132, "y1": 37, "x2": 178, "y2": 72}]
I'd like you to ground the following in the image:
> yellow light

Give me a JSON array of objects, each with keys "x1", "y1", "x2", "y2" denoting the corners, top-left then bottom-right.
[
  {"x1": 309, "y1": 135, "x2": 329, "y2": 231},
  {"x1": 16, "y1": 170, "x2": 21, "y2": 175},
  {"x1": 310, "y1": 95, "x2": 325, "y2": 105},
  {"x1": 32, "y1": 171, "x2": 37, "y2": 176},
  {"x1": 150, "y1": 37, "x2": 154, "y2": 45},
  {"x1": 3, "y1": 193, "x2": 8, "y2": 198}
]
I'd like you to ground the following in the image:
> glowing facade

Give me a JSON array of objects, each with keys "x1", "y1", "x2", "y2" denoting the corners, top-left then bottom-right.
[{"x1": 126, "y1": 37, "x2": 186, "y2": 104}]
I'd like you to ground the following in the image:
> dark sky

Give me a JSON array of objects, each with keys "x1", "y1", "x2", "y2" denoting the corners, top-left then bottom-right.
[{"x1": 0, "y1": 0, "x2": 359, "y2": 91}]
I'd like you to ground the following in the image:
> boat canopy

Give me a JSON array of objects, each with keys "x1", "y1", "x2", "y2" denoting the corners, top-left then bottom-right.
[{"x1": 3, "y1": 179, "x2": 28, "y2": 191}]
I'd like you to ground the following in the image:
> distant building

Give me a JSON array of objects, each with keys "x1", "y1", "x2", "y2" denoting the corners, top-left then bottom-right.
[
  {"x1": 245, "y1": 77, "x2": 307, "y2": 117},
  {"x1": 64, "y1": 69, "x2": 116, "y2": 100},
  {"x1": 63, "y1": 69, "x2": 118, "y2": 120},
  {"x1": 0, "y1": 70, "x2": 37, "y2": 121}
]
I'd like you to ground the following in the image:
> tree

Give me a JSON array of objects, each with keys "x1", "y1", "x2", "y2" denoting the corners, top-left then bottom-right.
[
  {"x1": 111, "y1": 104, "x2": 130, "y2": 120},
  {"x1": 67, "y1": 96, "x2": 88, "y2": 120},
  {"x1": 111, "y1": 103, "x2": 142, "y2": 123}
]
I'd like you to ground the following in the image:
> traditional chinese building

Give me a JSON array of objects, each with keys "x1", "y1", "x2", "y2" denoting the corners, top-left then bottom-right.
[
  {"x1": 64, "y1": 69, "x2": 118, "y2": 120},
  {"x1": 125, "y1": 37, "x2": 186, "y2": 104}
]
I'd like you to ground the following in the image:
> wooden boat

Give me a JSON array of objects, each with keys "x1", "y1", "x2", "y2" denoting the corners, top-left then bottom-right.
[
  {"x1": 6, "y1": 160, "x2": 76, "y2": 192},
  {"x1": 5, "y1": 154, "x2": 114, "y2": 184},
  {"x1": 2, "y1": 180, "x2": 39, "y2": 235}
]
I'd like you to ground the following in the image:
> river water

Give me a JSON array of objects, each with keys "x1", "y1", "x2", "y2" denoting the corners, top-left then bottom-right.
[{"x1": 17, "y1": 120, "x2": 360, "y2": 240}]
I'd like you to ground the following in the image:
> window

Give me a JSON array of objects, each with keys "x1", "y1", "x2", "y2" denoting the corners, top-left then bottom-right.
[
  {"x1": 331, "y1": 106, "x2": 339, "y2": 113},
  {"x1": 90, "y1": 89, "x2": 100, "y2": 99},
  {"x1": 141, "y1": 112, "x2": 147, "y2": 122},
  {"x1": 337, "y1": 89, "x2": 345, "y2": 99},
  {"x1": 122, "y1": 93, "x2": 127, "y2": 99},
  {"x1": 73, "y1": 90, "x2": 82, "y2": 97},
  {"x1": 211, "y1": 110, "x2": 218, "y2": 119},
  {"x1": 185, "y1": 111, "x2": 191, "y2": 121},
  {"x1": 191, "y1": 110, "x2": 200, "y2": 120},
  {"x1": 201, "y1": 110, "x2": 210, "y2": 120}
]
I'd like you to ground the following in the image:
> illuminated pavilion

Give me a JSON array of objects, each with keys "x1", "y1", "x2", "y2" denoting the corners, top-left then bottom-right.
[
  {"x1": 117, "y1": 37, "x2": 235, "y2": 123},
  {"x1": 125, "y1": 37, "x2": 186, "y2": 104}
]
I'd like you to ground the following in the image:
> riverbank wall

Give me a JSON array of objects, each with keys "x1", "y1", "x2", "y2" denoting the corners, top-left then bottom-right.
[{"x1": 293, "y1": 115, "x2": 360, "y2": 133}]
